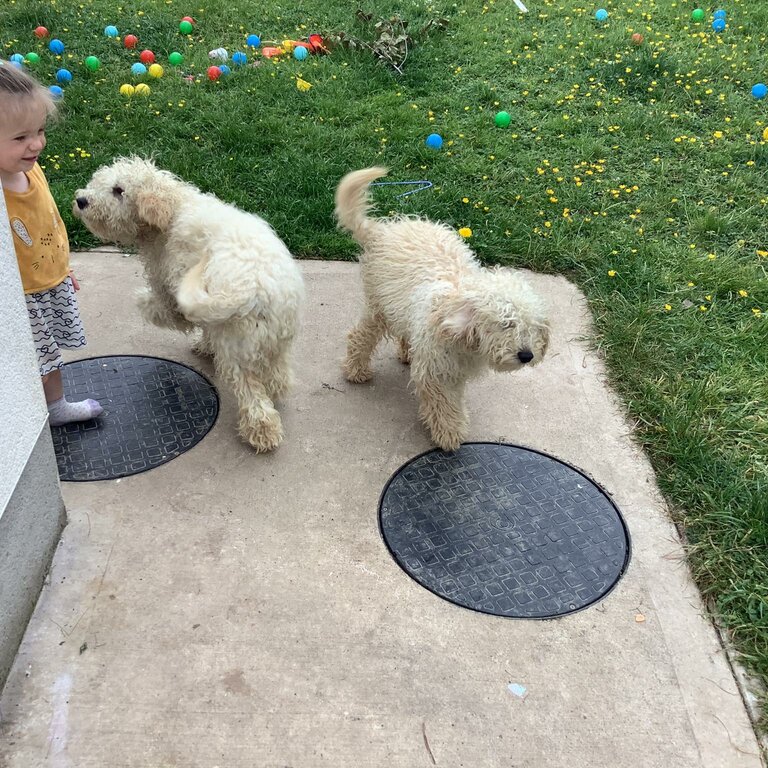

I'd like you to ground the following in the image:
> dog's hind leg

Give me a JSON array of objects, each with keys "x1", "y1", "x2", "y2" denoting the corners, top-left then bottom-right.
[
  {"x1": 191, "y1": 328, "x2": 214, "y2": 358},
  {"x1": 343, "y1": 313, "x2": 386, "y2": 383},
  {"x1": 413, "y1": 375, "x2": 468, "y2": 452},
  {"x1": 221, "y1": 363, "x2": 284, "y2": 452},
  {"x1": 263, "y1": 348, "x2": 293, "y2": 403},
  {"x1": 397, "y1": 337, "x2": 412, "y2": 365}
]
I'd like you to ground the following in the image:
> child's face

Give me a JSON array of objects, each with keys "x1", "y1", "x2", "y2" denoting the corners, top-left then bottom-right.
[{"x1": 0, "y1": 102, "x2": 48, "y2": 176}]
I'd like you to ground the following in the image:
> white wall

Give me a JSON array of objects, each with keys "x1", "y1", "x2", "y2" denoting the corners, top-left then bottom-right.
[{"x1": 0, "y1": 182, "x2": 49, "y2": 510}]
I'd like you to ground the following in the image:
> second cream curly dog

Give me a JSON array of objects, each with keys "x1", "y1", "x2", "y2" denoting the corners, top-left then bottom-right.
[{"x1": 335, "y1": 167, "x2": 550, "y2": 451}]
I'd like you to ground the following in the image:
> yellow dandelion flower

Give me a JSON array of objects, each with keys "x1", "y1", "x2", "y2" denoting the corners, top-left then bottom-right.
[
  {"x1": 458, "y1": 227, "x2": 472, "y2": 238},
  {"x1": 296, "y1": 78, "x2": 312, "y2": 92},
  {"x1": 739, "y1": 290, "x2": 748, "y2": 297},
  {"x1": 608, "y1": 269, "x2": 617, "y2": 277},
  {"x1": 664, "y1": 304, "x2": 672, "y2": 311}
]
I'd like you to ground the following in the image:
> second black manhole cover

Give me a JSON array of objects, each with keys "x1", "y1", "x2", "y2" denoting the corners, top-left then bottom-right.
[{"x1": 379, "y1": 443, "x2": 630, "y2": 619}]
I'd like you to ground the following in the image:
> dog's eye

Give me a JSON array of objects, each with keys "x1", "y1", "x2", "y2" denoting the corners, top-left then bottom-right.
[{"x1": 112, "y1": 186, "x2": 124, "y2": 198}]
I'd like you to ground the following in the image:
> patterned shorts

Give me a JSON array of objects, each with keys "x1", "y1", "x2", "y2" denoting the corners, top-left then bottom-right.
[{"x1": 26, "y1": 276, "x2": 87, "y2": 376}]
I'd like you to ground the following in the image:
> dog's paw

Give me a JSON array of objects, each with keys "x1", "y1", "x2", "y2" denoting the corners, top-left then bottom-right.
[
  {"x1": 239, "y1": 412, "x2": 284, "y2": 453},
  {"x1": 432, "y1": 430, "x2": 464, "y2": 452},
  {"x1": 343, "y1": 360, "x2": 373, "y2": 384}
]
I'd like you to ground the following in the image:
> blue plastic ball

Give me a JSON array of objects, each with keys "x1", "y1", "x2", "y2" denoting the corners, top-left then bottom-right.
[
  {"x1": 425, "y1": 133, "x2": 443, "y2": 150},
  {"x1": 595, "y1": 8, "x2": 608, "y2": 21},
  {"x1": 49, "y1": 39, "x2": 65, "y2": 55},
  {"x1": 9, "y1": 60, "x2": 23, "y2": 69},
  {"x1": 55, "y1": 68, "x2": 72, "y2": 83},
  {"x1": 293, "y1": 45, "x2": 309, "y2": 61},
  {"x1": 104, "y1": 25, "x2": 119, "y2": 37},
  {"x1": 49, "y1": 85, "x2": 64, "y2": 99},
  {"x1": 752, "y1": 83, "x2": 768, "y2": 99},
  {"x1": 232, "y1": 51, "x2": 247, "y2": 65},
  {"x1": 219, "y1": 64, "x2": 231, "y2": 76},
  {"x1": 131, "y1": 62, "x2": 147, "y2": 76},
  {"x1": 246, "y1": 34, "x2": 261, "y2": 48},
  {"x1": 10, "y1": 53, "x2": 24, "y2": 64},
  {"x1": 712, "y1": 18, "x2": 726, "y2": 32},
  {"x1": 713, "y1": 9, "x2": 726, "y2": 20}
]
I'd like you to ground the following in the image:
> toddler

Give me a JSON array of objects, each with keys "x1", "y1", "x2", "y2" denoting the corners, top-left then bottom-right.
[{"x1": 0, "y1": 62, "x2": 102, "y2": 425}]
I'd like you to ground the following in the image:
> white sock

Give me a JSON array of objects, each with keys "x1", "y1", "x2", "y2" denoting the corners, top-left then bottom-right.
[{"x1": 48, "y1": 397, "x2": 103, "y2": 427}]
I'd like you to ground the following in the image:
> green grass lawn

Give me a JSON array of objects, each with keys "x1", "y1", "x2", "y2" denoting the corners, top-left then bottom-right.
[{"x1": 3, "y1": 0, "x2": 767, "y2": 725}]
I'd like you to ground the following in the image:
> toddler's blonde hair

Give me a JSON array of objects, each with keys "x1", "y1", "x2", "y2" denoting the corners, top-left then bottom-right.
[{"x1": 0, "y1": 60, "x2": 58, "y2": 129}]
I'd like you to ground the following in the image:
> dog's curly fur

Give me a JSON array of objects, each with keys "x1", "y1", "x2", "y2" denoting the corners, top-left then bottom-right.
[
  {"x1": 73, "y1": 157, "x2": 304, "y2": 452},
  {"x1": 335, "y1": 167, "x2": 550, "y2": 451}
]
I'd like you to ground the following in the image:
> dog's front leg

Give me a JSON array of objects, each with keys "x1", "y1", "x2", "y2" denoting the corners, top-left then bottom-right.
[
  {"x1": 136, "y1": 286, "x2": 195, "y2": 333},
  {"x1": 413, "y1": 374, "x2": 468, "y2": 452}
]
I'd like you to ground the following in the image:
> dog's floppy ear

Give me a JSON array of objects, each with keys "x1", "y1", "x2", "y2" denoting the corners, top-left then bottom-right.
[
  {"x1": 135, "y1": 188, "x2": 175, "y2": 231},
  {"x1": 437, "y1": 296, "x2": 480, "y2": 349}
]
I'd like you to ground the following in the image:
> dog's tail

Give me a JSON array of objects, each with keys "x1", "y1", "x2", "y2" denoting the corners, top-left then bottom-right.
[
  {"x1": 334, "y1": 166, "x2": 388, "y2": 245},
  {"x1": 175, "y1": 255, "x2": 260, "y2": 324}
]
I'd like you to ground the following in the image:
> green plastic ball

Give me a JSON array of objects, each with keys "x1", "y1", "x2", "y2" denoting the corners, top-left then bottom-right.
[
  {"x1": 85, "y1": 55, "x2": 100, "y2": 71},
  {"x1": 169, "y1": 51, "x2": 184, "y2": 66},
  {"x1": 495, "y1": 111, "x2": 511, "y2": 128},
  {"x1": 179, "y1": 20, "x2": 193, "y2": 34},
  {"x1": 25, "y1": 52, "x2": 40, "y2": 63},
  {"x1": 691, "y1": 8, "x2": 705, "y2": 22}
]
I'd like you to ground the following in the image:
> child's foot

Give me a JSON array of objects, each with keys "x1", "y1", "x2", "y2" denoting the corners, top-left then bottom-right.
[{"x1": 48, "y1": 397, "x2": 103, "y2": 427}]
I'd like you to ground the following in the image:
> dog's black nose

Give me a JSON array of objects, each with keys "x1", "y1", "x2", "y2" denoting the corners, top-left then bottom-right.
[
  {"x1": 517, "y1": 349, "x2": 534, "y2": 364},
  {"x1": 76, "y1": 197, "x2": 89, "y2": 210}
]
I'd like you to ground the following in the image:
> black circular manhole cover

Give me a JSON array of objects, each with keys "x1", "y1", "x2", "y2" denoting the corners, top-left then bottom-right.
[
  {"x1": 379, "y1": 443, "x2": 630, "y2": 619},
  {"x1": 51, "y1": 355, "x2": 219, "y2": 481}
]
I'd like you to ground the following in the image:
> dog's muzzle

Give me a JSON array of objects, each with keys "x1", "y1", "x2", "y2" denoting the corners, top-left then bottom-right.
[{"x1": 517, "y1": 349, "x2": 534, "y2": 364}]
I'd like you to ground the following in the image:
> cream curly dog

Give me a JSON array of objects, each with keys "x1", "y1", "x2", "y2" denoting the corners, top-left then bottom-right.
[
  {"x1": 73, "y1": 157, "x2": 304, "y2": 452},
  {"x1": 335, "y1": 167, "x2": 550, "y2": 451}
]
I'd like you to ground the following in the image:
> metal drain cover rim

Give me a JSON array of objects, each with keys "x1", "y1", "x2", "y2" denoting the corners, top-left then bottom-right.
[
  {"x1": 378, "y1": 442, "x2": 631, "y2": 620},
  {"x1": 52, "y1": 354, "x2": 219, "y2": 482}
]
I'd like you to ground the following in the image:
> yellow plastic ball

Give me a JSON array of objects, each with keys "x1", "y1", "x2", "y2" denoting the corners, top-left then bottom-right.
[
  {"x1": 763, "y1": 127, "x2": 768, "y2": 142},
  {"x1": 134, "y1": 83, "x2": 151, "y2": 96},
  {"x1": 119, "y1": 83, "x2": 135, "y2": 97},
  {"x1": 148, "y1": 63, "x2": 164, "y2": 78}
]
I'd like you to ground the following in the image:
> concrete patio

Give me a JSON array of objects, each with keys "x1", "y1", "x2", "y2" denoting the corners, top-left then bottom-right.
[{"x1": 0, "y1": 250, "x2": 762, "y2": 767}]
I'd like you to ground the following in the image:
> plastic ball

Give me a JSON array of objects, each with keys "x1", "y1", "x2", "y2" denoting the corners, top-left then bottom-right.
[
  {"x1": 104, "y1": 25, "x2": 118, "y2": 38},
  {"x1": 85, "y1": 56, "x2": 100, "y2": 71},
  {"x1": 595, "y1": 9, "x2": 608, "y2": 21},
  {"x1": 712, "y1": 18, "x2": 726, "y2": 32},
  {"x1": 119, "y1": 83, "x2": 135, "y2": 97},
  {"x1": 124, "y1": 34, "x2": 138, "y2": 49},
  {"x1": 232, "y1": 51, "x2": 247, "y2": 65},
  {"x1": 294, "y1": 45, "x2": 309, "y2": 61},
  {"x1": 168, "y1": 51, "x2": 184, "y2": 66},
  {"x1": 9, "y1": 60, "x2": 23, "y2": 70},
  {"x1": 181, "y1": 16, "x2": 195, "y2": 24},
  {"x1": 55, "y1": 68, "x2": 72, "y2": 83},
  {"x1": 763, "y1": 127, "x2": 768, "y2": 142},
  {"x1": 691, "y1": 8, "x2": 705, "y2": 22},
  {"x1": 49, "y1": 39, "x2": 65, "y2": 55},
  {"x1": 49, "y1": 85, "x2": 64, "y2": 99},
  {"x1": 179, "y1": 20, "x2": 193, "y2": 34},
  {"x1": 148, "y1": 63, "x2": 164, "y2": 78},
  {"x1": 713, "y1": 9, "x2": 726, "y2": 20},
  {"x1": 207, "y1": 66, "x2": 222, "y2": 81},
  {"x1": 131, "y1": 62, "x2": 147, "y2": 76},
  {"x1": 631, "y1": 32, "x2": 644, "y2": 45},
  {"x1": 10, "y1": 54, "x2": 24, "y2": 64},
  {"x1": 139, "y1": 49, "x2": 155, "y2": 64},
  {"x1": 752, "y1": 83, "x2": 767, "y2": 99},
  {"x1": 246, "y1": 34, "x2": 261, "y2": 48},
  {"x1": 425, "y1": 133, "x2": 443, "y2": 150},
  {"x1": 134, "y1": 83, "x2": 150, "y2": 96},
  {"x1": 219, "y1": 64, "x2": 231, "y2": 76},
  {"x1": 494, "y1": 111, "x2": 511, "y2": 128},
  {"x1": 25, "y1": 52, "x2": 40, "y2": 63},
  {"x1": 34, "y1": 26, "x2": 49, "y2": 39}
]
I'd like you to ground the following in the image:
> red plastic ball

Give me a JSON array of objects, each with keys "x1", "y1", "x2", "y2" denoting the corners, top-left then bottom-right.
[
  {"x1": 631, "y1": 33, "x2": 644, "y2": 45},
  {"x1": 139, "y1": 49, "x2": 155, "y2": 64},
  {"x1": 34, "y1": 26, "x2": 49, "y2": 38},
  {"x1": 124, "y1": 34, "x2": 138, "y2": 49},
  {"x1": 207, "y1": 65, "x2": 221, "y2": 81},
  {"x1": 181, "y1": 16, "x2": 195, "y2": 25}
]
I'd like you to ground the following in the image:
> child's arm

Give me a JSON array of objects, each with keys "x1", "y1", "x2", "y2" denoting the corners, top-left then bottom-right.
[{"x1": 69, "y1": 270, "x2": 80, "y2": 291}]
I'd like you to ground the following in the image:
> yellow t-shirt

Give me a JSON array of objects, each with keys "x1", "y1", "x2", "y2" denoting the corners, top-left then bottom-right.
[{"x1": 3, "y1": 163, "x2": 70, "y2": 294}]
